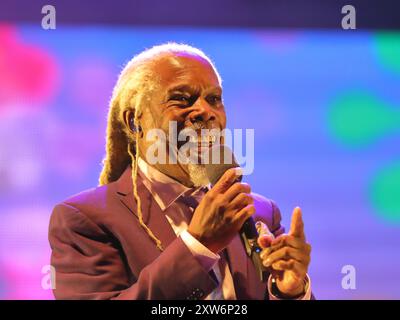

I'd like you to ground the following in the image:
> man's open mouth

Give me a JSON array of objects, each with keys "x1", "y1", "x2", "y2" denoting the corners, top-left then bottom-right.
[{"x1": 189, "y1": 134, "x2": 217, "y2": 145}]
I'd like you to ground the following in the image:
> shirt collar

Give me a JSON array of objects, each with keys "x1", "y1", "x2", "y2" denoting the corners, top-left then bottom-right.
[{"x1": 137, "y1": 158, "x2": 207, "y2": 211}]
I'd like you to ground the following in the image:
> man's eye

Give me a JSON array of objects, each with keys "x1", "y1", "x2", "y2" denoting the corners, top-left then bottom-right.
[
  {"x1": 170, "y1": 95, "x2": 189, "y2": 102},
  {"x1": 208, "y1": 95, "x2": 222, "y2": 105}
]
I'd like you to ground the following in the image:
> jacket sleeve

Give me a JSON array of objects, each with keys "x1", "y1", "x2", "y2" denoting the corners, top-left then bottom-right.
[
  {"x1": 270, "y1": 199, "x2": 285, "y2": 238},
  {"x1": 49, "y1": 203, "x2": 218, "y2": 300}
]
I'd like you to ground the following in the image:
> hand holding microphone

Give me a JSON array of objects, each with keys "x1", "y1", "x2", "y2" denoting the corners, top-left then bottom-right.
[
  {"x1": 187, "y1": 145, "x2": 269, "y2": 281},
  {"x1": 187, "y1": 167, "x2": 256, "y2": 254}
]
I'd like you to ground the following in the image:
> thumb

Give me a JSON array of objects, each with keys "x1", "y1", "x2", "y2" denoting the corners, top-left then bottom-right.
[
  {"x1": 289, "y1": 206, "x2": 305, "y2": 240},
  {"x1": 256, "y1": 221, "x2": 275, "y2": 248},
  {"x1": 210, "y1": 167, "x2": 242, "y2": 194}
]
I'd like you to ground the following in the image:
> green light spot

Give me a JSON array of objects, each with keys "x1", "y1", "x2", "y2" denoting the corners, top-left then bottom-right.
[
  {"x1": 328, "y1": 91, "x2": 400, "y2": 148},
  {"x1": 374, "y1": 32, "x2": 400, "y2": 73},
  {"x1": 370, "y1": 162, "x2": 400, "y2": 223}
]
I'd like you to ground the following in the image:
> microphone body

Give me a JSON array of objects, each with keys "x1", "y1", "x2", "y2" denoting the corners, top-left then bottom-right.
[{"x1": 204, "y1": 145, "x2": 269, "y2": 281}]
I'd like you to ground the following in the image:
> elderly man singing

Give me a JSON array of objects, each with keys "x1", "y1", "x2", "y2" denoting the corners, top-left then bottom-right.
[{"x1": 49, "y1": 43, "x2": 312, "y2": 300}]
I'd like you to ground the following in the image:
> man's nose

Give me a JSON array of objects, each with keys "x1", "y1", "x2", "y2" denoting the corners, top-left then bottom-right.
[{"x1": 189, "y1": 98, "x2": 216, "y2": 123}]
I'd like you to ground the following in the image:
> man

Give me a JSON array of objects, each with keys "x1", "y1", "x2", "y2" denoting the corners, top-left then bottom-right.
[{"x1": 49, "y1": 43, "x2": 312, "y2": 300}]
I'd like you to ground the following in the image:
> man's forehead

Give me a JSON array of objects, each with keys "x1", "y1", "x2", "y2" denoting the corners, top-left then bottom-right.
[{"x1": 154, "y1": 54, "x2": 221, "y2": 89}]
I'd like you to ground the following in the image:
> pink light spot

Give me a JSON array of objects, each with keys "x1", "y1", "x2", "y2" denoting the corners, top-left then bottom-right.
[{"x1": 0, "y1": 24, "x2": 60, "y2": 113}]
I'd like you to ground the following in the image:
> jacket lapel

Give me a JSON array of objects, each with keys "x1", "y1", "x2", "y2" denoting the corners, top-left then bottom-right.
[
  {"x1": 115, "y1": 166, "x2": 177, "y2": 251},
  {"x1": 225, "y1": 234, "x2": 249, "y2": 299},
  {"x1": 226, "y1": 234, "x2": 267, "y2": 299}
]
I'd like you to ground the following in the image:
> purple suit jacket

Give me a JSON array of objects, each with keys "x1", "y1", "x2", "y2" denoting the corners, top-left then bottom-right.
[{"x1": 49, "y1": 167, "x2": 285, "y2": 300}]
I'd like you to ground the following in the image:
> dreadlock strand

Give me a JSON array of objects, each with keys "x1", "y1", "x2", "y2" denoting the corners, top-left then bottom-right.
[{"x1": 128, "y1": 108, "x2": 164, "y2": 251}]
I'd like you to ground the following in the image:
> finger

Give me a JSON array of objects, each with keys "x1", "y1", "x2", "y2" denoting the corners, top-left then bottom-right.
[
  {"x1": 228, "y1": 191, "x2": 253, "y2": 210},
  {"x1": 271, "y1": 259, "x2": 307, "y2": 279},
  {"x1": 270, "y1": 235, "x2": 311, "y2": 252},
  {"x1": 209, "y1": 167, "x2": 242, "y2": 195},
  {"x1": 260, "y1": 247, "x2": 272, "y2": 260},
  {"x1": 262, "y1": 246, "x2": 310, "y2": 267},
  {"x1": 258, "y1": 235, "x2": 274, "y2": 249},
  {"x1": 268, "y1": 233, "x2": 286, "y2": 251},
  {"x1": 234, "y1": 204, "x2": 255, "y2": 228},
  {"x1": 256, "y1": 221, "x2": 275, "y2": 248},
  {"x1": 256, "y1": 220, "x2": 275, "y2": 237},
  {"x1": 289, "y1": 207, "x2": 305, "y2": 240},
  {"x1": 223, "y1": 182, "x2": 251, "y2": 203}
]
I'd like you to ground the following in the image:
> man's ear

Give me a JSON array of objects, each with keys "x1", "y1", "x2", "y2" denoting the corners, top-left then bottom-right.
[
  {"x1": 123, "y1": 109, "x2": 142, "y2": 133},
  {"x1": 122, "y1": 110, "x2": 133, "y2": 131}
]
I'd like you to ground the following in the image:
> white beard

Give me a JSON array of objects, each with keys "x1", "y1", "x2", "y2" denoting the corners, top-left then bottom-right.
[{"x1": 187, "y1": 163, "x2": 210, "y2": 187}]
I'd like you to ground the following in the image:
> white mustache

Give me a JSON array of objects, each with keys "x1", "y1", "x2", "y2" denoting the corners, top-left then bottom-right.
[{"x1": 188, "y1": 122, "x2": 208, "y2": 130}]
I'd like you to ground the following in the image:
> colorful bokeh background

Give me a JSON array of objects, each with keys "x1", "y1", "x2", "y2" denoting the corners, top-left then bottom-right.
[{"x1": 0, "y1": 24, "x2": 399, "y2": 299}]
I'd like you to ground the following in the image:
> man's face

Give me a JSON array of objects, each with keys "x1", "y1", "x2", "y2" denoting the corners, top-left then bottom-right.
[{"x1": 138, "y1": 53, "x2": 227, "y2": 186}]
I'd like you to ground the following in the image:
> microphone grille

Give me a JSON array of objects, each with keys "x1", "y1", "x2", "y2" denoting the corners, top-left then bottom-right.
[{"x1": 205, "y1": 145, "x2": 240, "y2": 185}]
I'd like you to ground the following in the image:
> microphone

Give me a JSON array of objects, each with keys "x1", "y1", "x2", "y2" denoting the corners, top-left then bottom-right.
[{"x1": 204, "y1": 145, "x2": 269, "y2": 281}]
